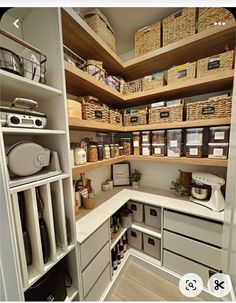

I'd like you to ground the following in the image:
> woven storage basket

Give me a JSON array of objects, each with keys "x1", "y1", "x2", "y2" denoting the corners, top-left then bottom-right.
[
  {"x1": 79, "y1": 96, "x2": 109, "y2": 123},
  {"x1": 197, "y1": 51, "x2": 234, "y2": 78},
  {"x1": 168, "y1": 62, "x2": 196, "y2": 84},
  {"x1": 135, "y1": 21, "x2": 161, "y2": 57},
  {"x1": 123, "y1": 108, "x2": 148, "y2": 126},
  {"x1": 83, "y1": 197, "x2": 96, "y2": 209},
  {"x1": 84, "y1": 59, "x2": 105, "y2": 82},
  {"x1": 163, "y1": 8, "x2": 196, "y2": 47},
  {"x1": 123, "y1": 79, "x2": 142, "y2": 95},
  {"x1": 84, "y1": 9, "x2": 116, "y2": 52},
  {"x1": 186, "y1": 96, "x2": 232, "y2": 121},
  {"x1": 142, "y1": 74, "x2": 166, "y2": 91},
  {"x1": 109, "y1": 109, "x2": 123, "y2": 126},
  {"x1": 149, "y1": 104, "x2": 183, "y2": 124},
  {"x1": 198, "y1": 8, "x2": 235, "y2": 32}
]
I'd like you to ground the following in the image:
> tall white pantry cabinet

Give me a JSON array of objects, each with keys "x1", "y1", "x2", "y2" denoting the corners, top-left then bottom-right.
[{"x1": 0, "y1": 8, "x2": 79, "y2": 301}]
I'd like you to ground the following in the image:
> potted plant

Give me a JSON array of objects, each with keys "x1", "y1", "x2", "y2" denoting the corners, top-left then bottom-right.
[{"x1": 129, "y1": 169, "x2": 142, "y2": 187}]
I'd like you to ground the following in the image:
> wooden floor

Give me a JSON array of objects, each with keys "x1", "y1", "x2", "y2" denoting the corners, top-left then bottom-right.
[{"x1": 105, "y1": 260, "x2": 203, "y2": 301}]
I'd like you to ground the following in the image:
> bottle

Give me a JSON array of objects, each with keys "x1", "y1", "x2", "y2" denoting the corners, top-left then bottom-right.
[
  {"x1": 113, "y1": 215, "x2": 117, "y2": 233},
  {"x1": 110, "y1": 217, "x2": 114, "y2": 236},
  {"x1": 103, "y1": 144, "x2": 110, "y2": 159},
  {"x1": 123, "y1": 234, "x2": 127, "y2": 253},
  {"x1": 119, "y1": 239, "x2": 124, "y2": 259},
  {"x1": 112, "y1": 248, "x2": 118, "y2": 270},
  {"x1": 116, "y1": 244, "x2": 121, "y2": 265},
  {"x1": 74, "y1": 146, "x2": 87, "y2": 165}
]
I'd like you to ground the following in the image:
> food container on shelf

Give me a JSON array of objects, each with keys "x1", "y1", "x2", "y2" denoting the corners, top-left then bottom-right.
[
  {"x1": 88, "y1": 145, "x2": 98, "y2": 162},
  {"x1": 109, "y1": 109, "x2": 122, "y2": 126},
  {"x1": 97, "y1": 144, "x2": 103, "y2": 161},
  {"x1": 152, "y1": 144, "x2": 165, "y2": 157},
  {"x1": 74, "y1": 147, "x2": 87, "y2": 165},
  {"x1": 123, "y1": 108, "x2": 147, "y2": 125},
  {"x1": 167, "y1": 129, "x2": 182, "y2": 157},
  {"x1": 143, "y1": 234, "x2": 161, "y2": 259},
  {"x1": 103, "y1": 144, "x2": 110, "y2": 159},
  {"x1": 127, "y1": 200, "x2": 143, "y2": 223},
  {"x1": 132, "y1": 132, "x2": 140, "y2": 156},
  {"x1": 142, "y1": 144, "x2": 151, "y2": 156},
  {"x1": 209, "y1": 126, "x2": 230, "y2": 143},
  {"x1": 142, "y1": 73, "x2": 165, "y2": 91},
  {"x1": 123, "y1": 79, "x2": 142, "y2": 95},
  {"x1": 114, "y1": 144, "x2": 119, "y2": 157},
  {"x1": 208, "y1": 143, "x2": 229, "y2": 159},
  {"x1": 110, "y1": 144, "x2": 115, "y2": 158},
  {"x1": 127, "y1": 229, "x2": 142, "y2": 250},
  {"x1": 84, "y1": 59, "x2": 105, "y2": 81},
  {"x1": 120, "y1": 138, "x2": 132, "y2": 155},
  {"x1": 144, "y1": 205, "x2": 161, "y2": 229},
  {"x1": 142, "y1": 131, "x2": 151, "y2": 144},
  {"x1": 186, "y1": 128, "x2": 203, "y2": 144},
  {"x1": 152, "y1": 130, "x2": 165, "y2": 144},
  {"x1": 119, "y1": 146, "x2": 124, "y2": 156},
  {"x1": 80, "y1": 96, "x2": 109, "y2": 123},
  {"x1": 186, "y1": 143, "x2": 203, "y2": 158}
]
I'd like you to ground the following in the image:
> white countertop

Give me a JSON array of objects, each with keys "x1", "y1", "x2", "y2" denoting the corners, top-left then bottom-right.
[{"x1": 76, "y1": 186, "x2": 224, "y2": 244}]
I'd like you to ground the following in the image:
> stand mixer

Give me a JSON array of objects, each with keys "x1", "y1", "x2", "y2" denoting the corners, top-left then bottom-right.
[{"x1": 190, "y1": 172, "x2": 225, "y2": 212}]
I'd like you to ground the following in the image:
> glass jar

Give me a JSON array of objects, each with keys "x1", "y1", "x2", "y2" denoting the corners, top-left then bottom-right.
[
  {"x1": 186, "y1": 128, "x2": 203, "y2": 144},
  {"x1": 142, "y1": 144, "x2": 151, "y2": 156},
  {"x1": 120, "y1": 138, "x2": 132, "y2": 155},
  {"x1": 152, "y1": 130, "x2": 165, "y2": 144},
  {"x1": 97, "y1": 144, "x2": 103, "y2": 161},
  {"x1": 119, "y1": 146, "x2": 124, "y2": 156},
  {"x1": 110, "y1": 144, "x2": 115, "y2": 158},
  {"x1": 132, "y1": 132, "x2": 140, "y2": 156},
  {"x1": 88, "y1": 145, "x2": 98, "y2": 162},
  {"x1": 114, "y1": 144, "x2": 119, "y2": 157},
  {"x1": 142, "y1": 131, "x2": 151, "y2": 144},
  {"x1": 152, "y1": 144, "x2": 165, "y2": 157},
  {"x1": 209, "y1": 126, "x2": 230, "y2": 143},
  {"x1": 104, "y1": 144, "x2": 110, "y2": 159},
  {"x1": 74, "y1": 147, "x2": 87, "y2": 165},
  {"x1": 167, "y1": 129, "x2": 182, "y2": 157}
]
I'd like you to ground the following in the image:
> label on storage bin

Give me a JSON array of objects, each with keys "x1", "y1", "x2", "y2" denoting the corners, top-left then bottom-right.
[
  {"x1": 160, "y1": 111, "x2": 170, "y2": 118},
  {"x1": 142, "y1": 147, "x2": 150, "y2": 156},
  {"x1": 130, "y1": 116, "x2": 138, "y2": 123},
  {"x1": 154, "y1": 147, "x2": 161, "y2": 155},
  {"x1": 176, "y1": 69, "x2": 187, "y2": 78},
  {"x1": 170, "y1": 140, "x2": 178, "y2": 147},
  {"x1": 148, "y1": 238, "x2": 155, "y2": 246},
  {"x1": 213, "y1": 148, "x2": 223, "y2": 157},
  {"x1": 202, "y1": 106, "x2": 215, "y2": 115},
  {"x1": 131, "y1": 231, "x2": 137, "y2": 238},
  {"x1": 208, "y1": 57, "x2": 220, "y2": 70},
  {"x1": 95, "y1": 110, "x2": 102, "y2": 118},
  {"x1": 214, "y1": 131, "x2": 225, "y2": 140},
  {"x1": 133, "y1": 141, "x2": 139, "y2": 147},
  {"x1": 190, "y1": 148, "x2": 198, "y2": 156}
]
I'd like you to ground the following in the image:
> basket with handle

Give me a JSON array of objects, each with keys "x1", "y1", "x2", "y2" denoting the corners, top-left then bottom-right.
[
  {"x1": 149, "y1": 104, "x2": 183, "y2": 124},
  {"x1": 79, "y1": 96, "x2": 109, "y2": 123},
  {"x1": 109, "y1": 109, "x2": 123, "y2": 125}
]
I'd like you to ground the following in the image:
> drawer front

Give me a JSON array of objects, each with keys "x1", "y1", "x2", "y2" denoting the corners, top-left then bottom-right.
[
  {"x1": 163, "y1": 250, "x2": 218, "y2": 287},
  {"x1": 84, "y1": 265, "x2": 111, "y2": 301},
  {"x1": 82, "y1": 242, "x2": 110, "y2": 297},
  {"x1": 127, "y1": 228, "x2": 142, "y2": 250},
  {"x1": 143, "y1": 233, "x2": 161, "y2": 260},
  {"x1": 163, "y1": 230, "x2": 221, "y2": 270},
  {"x1": 144, "y1": 205, "x2": 161, "y2": 229},
  {"x1": 80, "y1": 221, "x2": 109, "y2": 270},
  {"x1": 164, "y1": 210, "x2": 222, "y2": 246},
  {"x1": 127, "y1": 201, "x2": 143, "y2": 223}
]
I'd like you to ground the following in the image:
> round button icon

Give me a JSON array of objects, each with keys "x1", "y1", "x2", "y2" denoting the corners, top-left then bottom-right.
[
  {"x1": 179, "y1": 273, "x2": 203, "y2": 297},
  {"x1": 208, "y1": 273, "x2": 232, "y2": 298}
]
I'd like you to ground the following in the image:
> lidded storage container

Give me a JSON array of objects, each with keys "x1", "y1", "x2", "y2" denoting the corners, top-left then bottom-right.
[
  {"x1": 152, "y1": 144, "x2": 165, "y2": 157},
  {"x1": 142, "y1": 144, "x2": 151, "y2": 156},
  {"x1": 132, "y1": 132, "x2": 140, "y2": 156},
  {"x1": 120, "y1": 138, "x2": 132, "y2": 155},
  {"x1": 186, "y1": 143, "x2": 203, "y2": 158},
  {"x1": 142, "y1": 131, "x2": 151, "y2": 144},
  {"x1": 209, "y1": 126, "x2": 230, "y2": 143},
  {"x1": 88, "y1": 145, "x2": 98, "y2": 162},
  {"x1": 152, "y1": 130, "x2": 165, "y2": 144},
  {"x1": 208, "y1": 143, "x2": 229, "y2": 159},
  {"x1": 186, "y1": 128, "x2": 203, "y2": 144},
  {"x1": 167, "y1": 129, "x2": 182, "y2": 157}
]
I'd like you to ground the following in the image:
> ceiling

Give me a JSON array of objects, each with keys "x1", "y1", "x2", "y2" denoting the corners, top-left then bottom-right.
[{"x1": 79, "y1": 7, "x2": 181, "y2": 56}]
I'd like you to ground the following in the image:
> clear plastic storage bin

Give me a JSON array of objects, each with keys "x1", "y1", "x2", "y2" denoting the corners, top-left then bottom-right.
[
  {"x1": 142, "y1": 131, "x2": 151, "y2": 144},
  {"x1": 142, "y1": 144, "x2": 151, "y2": 156},
  {"x1": 152, "y1": 144, "x2": 165, "y2": 157},
  {"x1": 186, "y1": 128, "x2": 203, "y2": 144},
  {"x1": 208, "y1": 143, "x2": 229, "y2": 159},
  {"x1": 186, "y1": 143, "x2": 203, "y2": 158},
  {"x1": 127, "y1": 229, "x2": 142, "y2": 250},
  {"x1": 167, "y1": 129, "x2": 182, "y2": 157},
  {"x1": 209, "y1": 126, "x2": 230, "y2": 143},
  {"x1": 152, "y1": 130, "x2": 165, "y2": 144}
]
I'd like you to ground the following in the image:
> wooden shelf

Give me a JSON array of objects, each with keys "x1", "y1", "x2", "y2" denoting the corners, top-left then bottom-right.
[
  {"x1": 131, "y1": 222, "x2": 161, "y2": 239},
  {"x1": 69, "y1": 117, "x2": 231, "y2": 132},
  {"x1": 111, "y1": 227, "x2": 128, "y2": 250},
  {"x1": 123, "y1": 21, "x2": 236, "y2": 80}
]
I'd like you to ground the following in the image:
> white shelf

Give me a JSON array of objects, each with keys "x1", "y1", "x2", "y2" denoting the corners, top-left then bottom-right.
[
  {"x1": 129, "y1": 247, "x2": 161, "y2": 267},
  {"x1": 0, "y1": 69, "x2": 62, "y2": 101},
  {"x1": 65, "y1": 285, "x2": 79, "y2": 301},
  {"x1": 111, "y1": 227, "x2": 128, "y2": 250},
  {"x1": 131, "y1": 222, "x2": 161, "y2": 239},
  {"x1": 2, "y1": 127, "x2": 66, "y2": 135}
]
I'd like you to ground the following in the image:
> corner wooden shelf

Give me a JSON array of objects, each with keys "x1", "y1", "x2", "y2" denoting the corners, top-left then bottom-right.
[
  {"x1": 72, "y1": 156, "x2": 228, "y2": 175},
  {"x1": 69, "y1": 117, "x2": 231, "y2": 132}
]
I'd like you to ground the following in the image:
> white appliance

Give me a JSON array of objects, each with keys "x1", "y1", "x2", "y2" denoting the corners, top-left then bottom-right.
[{"x1": 190, "y1": 172, "x2": 225, "y2": 212}]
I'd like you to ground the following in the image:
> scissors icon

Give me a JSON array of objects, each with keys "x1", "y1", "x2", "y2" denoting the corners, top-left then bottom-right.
[{"x1": 214, "y1": 280, "x2": 225, "y2": 290}]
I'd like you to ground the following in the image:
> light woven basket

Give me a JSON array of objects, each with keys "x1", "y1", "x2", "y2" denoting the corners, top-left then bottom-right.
[
  {"x1": 149, "y1": 104, "x2": 183, "y2": 124},
  {"x1": 79, "y1": 96, "x2": 109, "y2": 123},
  {"x1": 109, "y1": 109, "x2": 123, "y2": 125},
  {"x1": 197, "y1": 51, "x2": 234, "y2": 78},
  {"x1": 83, "y1": 197, "x2": 96, "y2": 209},
  {"x1": 163, "y1": 8, "x2": 196, "y2": 47},
  {"x1": 142, "y1": 74, "x2": 166, "y2": 91},
  {"x1": 84, "y1": 59, "x2": 105, "y2": 82},
  {"x1": 123, "y1": 79, "x2": 142, "y2": 95},
  {"x1": 135, "y1": 21, "x2": 161, "y2": 57},
  {"x1": 168, "y1": 62, "x2": 196, "y2": 84},
  {"x1": 123, "y1": 108, "x2": 148, "y2": 126},
  {"x1": 186, "y1": 96, "x2": 232, "y2": 121},
  {"x1": 198, "y1": 8, "x2": 235, "y2": 32},
  {"x1": 84, "y1": 9, "x2": 116, "y2": 52}
]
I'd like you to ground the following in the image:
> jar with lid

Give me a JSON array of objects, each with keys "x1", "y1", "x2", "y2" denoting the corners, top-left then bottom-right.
[
  {"x1": 104, "y1": 144, "x2": 111, "y2": 159},
  {"x1": 152, "y1": 130, "x2": 165, "y2": 144},
  {"x1": 142, "y1": 144, "x2": 151, "y2": 156},
  {"x1": 142, "y1": 131, "x2": 151, "y2": 144},
  {"x1": 97, "y1": 144, "x2": 103, "y2": 161},
  {"x1": 167, "y1": 129, "x2": 182, "y2": 157},
  {"x1": 208, "y1": 143, "x2": 229, "y2": 159},
  {"x1": 110, "y1": 144, "x2": 115, "y2": 158},
  {"x1": 74, "y1": 146, "x2": 87, "y2": 165},
  {"x1": 132, "y1": 132, "x2": 140, "y2": 156},
  {"x1": 114, "y1": 144, "x2": 119, "y2": 157},
  {"x1": 186, "y1": 128, "x2": 203, "y2": 144},
  {"x1": 209, "y1": 126, "x2": 230, "y2": 143},
  {"x1": 88, "y1": 145, "x2": 98, "y2": 162},
  {"x1": 186, "y1": 143, "x2": 203, "y2": 158},
  {"x1": 119, "y1": 146, "x2": 124, "y2": 156},
  {"x1": 152, "y1": 144, "x2": 165, "y2": 157},
  {"x1": 120, "y1": 138, "x2": 132, "y2": 155}
]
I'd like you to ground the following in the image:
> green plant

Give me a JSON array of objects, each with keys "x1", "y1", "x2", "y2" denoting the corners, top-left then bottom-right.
[
  {"x1": 170, "y1": 178, "x2": 187, "y2": 197},
  {"x1": 129, "y1": 169, "x2": 142, "y2": 183}
]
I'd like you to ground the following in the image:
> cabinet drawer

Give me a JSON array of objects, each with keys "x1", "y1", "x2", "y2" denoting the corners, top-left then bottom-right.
[
  {"x1": 82, "y1": 242, "x2": 110, "y2": 297},
  {"x1": 163, "y1": 250, "x2": 218, "y2": 287},
  {"x1": 163, "y1": 230, "x2": 221, "y2": 270},
  {"x1": 80, "y1": 221, "x2": 109, "y2": 270},
  {"x1": 85, "y1": 265, "x2": 111, "y2": 301},
  {"x1": 164, "y1": 210, "x2": 222, "y2": 246}
]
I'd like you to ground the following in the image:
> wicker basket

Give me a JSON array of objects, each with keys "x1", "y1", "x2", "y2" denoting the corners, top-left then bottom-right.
[
  {"x1": 163, "y1": 8, "x2": 196, "y2": 47},
  {"x1": 79, "y1": 96, "x2": 109, "y2": 123},
  {"x1": 83, "y1": 197, "x2": 96, "y2": 209},
  {"x1": 149, "y1": 104, "x2": 183, "y2": 124},
  {"x1": 84, "y1": 9, "x2": 116, "y2": 52},
  {"x1": 123, "y1": 79, "x2": 142, "y2": 95},
  {"x1": 168, "y1": 62, "x2": 196, "y2": 84},
  {"x1": 109, "y1": 109, "x2": 123, "y2": 126},
  {"x1": 198, "y1": 8, "x2": 235, "y2": 32},
  {"x1": 142, "y1": 74, "x2": 166, "y2": 91},
  {"x1": 186, "y1": 96, "x2": 232, "y2": 121},
  {"x1": 197, "y1": 51, "x2": 234, "y2": 78},
  {"x1": 123, "y1": 108, "x2": 148, "y2": 126},
  {"x1": 84, "y1": 59, "x2": 105, "y2": 82},
  {"x1": 135, "y1": 21, "x2": 161, "y2": 57}
]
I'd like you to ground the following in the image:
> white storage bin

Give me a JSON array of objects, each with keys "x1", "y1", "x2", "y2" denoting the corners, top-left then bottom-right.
[
  {"x1": 127, "y1": 229, "x2": 142, "y2": 250},
  {"x1": 143, "y1": 233, "x2": 161, "y2": 260},
  {"x1": 127, "y1": 200, "x2": 143, "y2": 223},
  {"x1": 144, "y1": 205, "x2": 161, "y2": 229}
]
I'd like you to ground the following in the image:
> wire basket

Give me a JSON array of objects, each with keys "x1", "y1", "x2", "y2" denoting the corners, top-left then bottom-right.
[
  {"x1": 0, "y1": 29, "x2": 47, "y2": 84},
  {"x1": 63, "y1": 45, "x2": 86, "y2": 69}
]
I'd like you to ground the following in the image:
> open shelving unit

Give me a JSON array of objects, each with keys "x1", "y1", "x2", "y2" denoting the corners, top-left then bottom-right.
[
  {"x1": 131, "y1": 222, "x2": 161, "y2": 239},
  {"x1": 111, "y1": 227, "x2": 128, "y2": 250}
]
